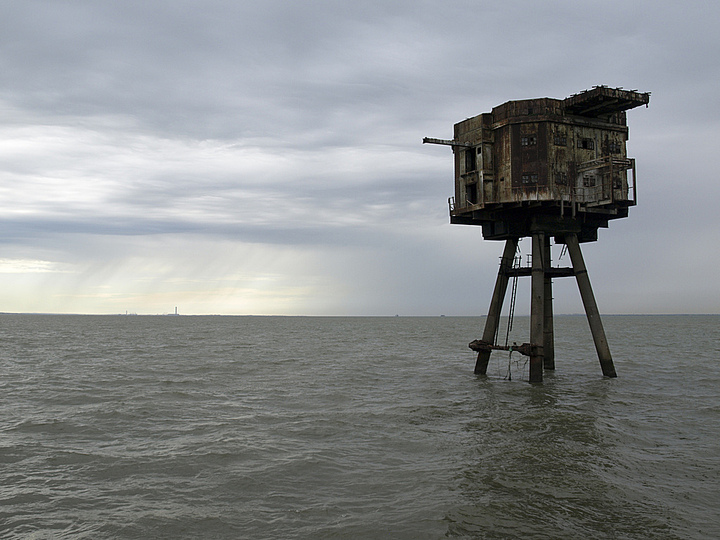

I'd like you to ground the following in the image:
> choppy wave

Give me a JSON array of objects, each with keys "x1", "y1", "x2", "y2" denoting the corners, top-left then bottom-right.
[{"x1": 1, "y1": 314, "x2": 718, "y2": 539}]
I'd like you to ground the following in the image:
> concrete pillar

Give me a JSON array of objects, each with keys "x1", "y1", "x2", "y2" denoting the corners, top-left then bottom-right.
[
  {"x1": 543, "y1": 235, "x2": 555, "y2": 370},
  {"x1": 565, "y1": 234, "x2": 617, "y2": 377},
  {"x1": 474, "y1": 238, "x2": 518, "y2": 375},
  {"x1": 529, "y1": 232, "x2": 545, "y2": 382}
]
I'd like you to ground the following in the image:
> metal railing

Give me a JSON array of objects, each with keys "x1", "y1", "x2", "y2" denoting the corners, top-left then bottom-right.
[{"x1": 450, "y1": 156, "x2": 637, "y2": 214}]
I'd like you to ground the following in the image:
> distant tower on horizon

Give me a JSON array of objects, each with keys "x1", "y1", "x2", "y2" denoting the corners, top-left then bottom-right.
[{"x1": 425, "y1": 86, "x2": 650, "y2": 382}]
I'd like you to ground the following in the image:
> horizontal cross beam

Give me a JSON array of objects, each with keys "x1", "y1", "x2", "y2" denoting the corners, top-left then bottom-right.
[{"x1": 502, "y1": 267, "x2": 575, "y2": 278}]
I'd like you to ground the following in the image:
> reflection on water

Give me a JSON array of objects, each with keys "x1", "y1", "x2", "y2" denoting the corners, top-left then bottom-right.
[
  {"x1": 445, "y1": 316, "x2": 720, "y2": 539},
  {"x1": 448, "y1": 383, "x2": 673, "y2": 537}
]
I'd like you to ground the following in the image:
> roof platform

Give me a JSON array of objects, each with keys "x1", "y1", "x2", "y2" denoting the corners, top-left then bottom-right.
[{"x1": 563, "y1": 86, "x2": 650, "y2": 117}]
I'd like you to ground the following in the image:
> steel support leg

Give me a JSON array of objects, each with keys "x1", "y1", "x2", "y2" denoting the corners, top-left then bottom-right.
[
  {"x1": 529, "y1": 233, "x2": 545, "y2": 382},
  {"x1": 474, "y1": 238, "x2": 519, "y2": 375},
  {"x1": 543, "y1": 235, "x2": 555, "y2": 370},
  {"x1": 565, "y1": 234, "x2": 617, "y2": 377}
]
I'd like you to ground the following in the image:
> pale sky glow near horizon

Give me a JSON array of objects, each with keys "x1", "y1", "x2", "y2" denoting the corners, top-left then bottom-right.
[{"x1": 1, "y1": 0, "x2": 720, "y2": 316}]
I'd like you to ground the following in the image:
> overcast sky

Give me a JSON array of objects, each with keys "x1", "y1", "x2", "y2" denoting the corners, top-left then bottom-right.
[{"x1": 1, "y1": 0, "x2": 718, "y2": 315}]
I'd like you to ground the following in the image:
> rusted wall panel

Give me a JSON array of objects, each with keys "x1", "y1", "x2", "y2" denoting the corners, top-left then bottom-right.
[{"x1": 450, "y1": 90, "x2": 643, "y2": 215}]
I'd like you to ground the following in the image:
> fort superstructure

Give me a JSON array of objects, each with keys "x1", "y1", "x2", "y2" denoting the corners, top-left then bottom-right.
[{"x1": 425, "y1": 86, "x2": 650, "y2": 382}]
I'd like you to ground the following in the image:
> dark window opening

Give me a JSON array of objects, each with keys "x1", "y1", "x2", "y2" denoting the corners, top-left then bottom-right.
[
  {"x1": 521, "y1": 135, "x2": 537, "y2": 147},
  {"x1": 465, "y1": 148, "x2": 477, "y2": 172},
  {"x1": 555, "y1": 172, "x2": 568, "y2": 185},
  {"x1": 583, "y1": 174, "x2": 596, "y2": 187},
  {"x1": 554, "y1": 134, "x2": 567, "y2": 146},
  {"x1": 578, "y1": 138, "x2": 595, "y2": 150},
  {"x1": 522, "y1": 173, "x2": 538, "y2": 184},
  {"x1": 465, "y1": 183, "x2": 478, "y2": 204},
  {"x1": 608, "y1": 141, "x2": 622, "y2": 153}
]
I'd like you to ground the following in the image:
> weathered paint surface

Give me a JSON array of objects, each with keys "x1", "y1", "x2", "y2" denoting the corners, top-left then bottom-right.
[{"x1": 446, "y1": 87, "x2": 649, "y2": 240}]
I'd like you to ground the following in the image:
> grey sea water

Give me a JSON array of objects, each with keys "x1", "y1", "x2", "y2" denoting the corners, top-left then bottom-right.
[{"x1": 1, "y1": 314, "x2": 718, "y2": 539}]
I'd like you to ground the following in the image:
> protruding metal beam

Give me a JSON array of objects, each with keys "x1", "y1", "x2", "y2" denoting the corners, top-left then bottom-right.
[{"x1": 422, "y1": 137, "x2": 472, "y2": 148}]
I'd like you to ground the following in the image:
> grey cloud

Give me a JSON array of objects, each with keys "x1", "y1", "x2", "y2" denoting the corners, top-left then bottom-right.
[{"x1": 1, "y1": 0, "x2": 719, "y2": 314}]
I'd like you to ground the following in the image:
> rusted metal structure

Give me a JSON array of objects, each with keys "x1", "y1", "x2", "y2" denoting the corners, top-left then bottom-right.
[{"x1": 425, "y1": 86, "x2": 650, "y2": 382}]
